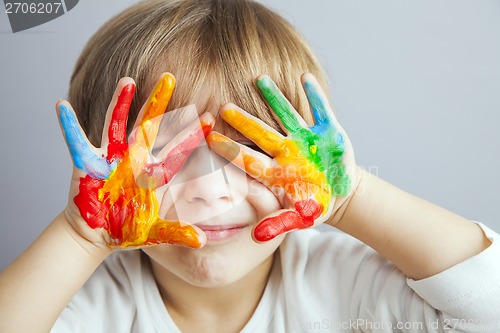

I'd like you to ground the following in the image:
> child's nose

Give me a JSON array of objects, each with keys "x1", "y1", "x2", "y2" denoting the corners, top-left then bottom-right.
[{"x1": 179, "y1": 145, "x2": 232, "y2": 205}]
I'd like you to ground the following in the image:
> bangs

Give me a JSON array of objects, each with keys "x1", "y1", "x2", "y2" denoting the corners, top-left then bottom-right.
[{"x1": 70, "y1": 0, "x2": 328, "y2": 146}]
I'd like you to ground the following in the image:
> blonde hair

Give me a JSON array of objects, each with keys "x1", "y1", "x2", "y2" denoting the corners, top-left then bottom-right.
[{"x1": 69, "y1": 0, "x2": 329, "y2": 146}]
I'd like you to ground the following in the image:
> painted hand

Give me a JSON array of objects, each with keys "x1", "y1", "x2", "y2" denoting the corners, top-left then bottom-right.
[
  {"x1": 58, "y1": 73, "x2": 213, "y2": 248},
  {"x1": 207, "y1": 74, "x2": 356, "y2": 242}
]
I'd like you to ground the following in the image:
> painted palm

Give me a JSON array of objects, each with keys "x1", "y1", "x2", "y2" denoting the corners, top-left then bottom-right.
[
  {"x1": 208, "y1": 74, "x2": 354, "y2": 241},
  {"x1": 59, "y1": 74, "x2": 212, "y2": 248}
]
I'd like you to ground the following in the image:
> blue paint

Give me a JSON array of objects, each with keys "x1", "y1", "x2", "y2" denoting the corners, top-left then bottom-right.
[
  {"x1": 303, "y1": 80, "x2": 334, "y2": 132},
  {"x1": 59, "y1": 104, "x2": 111, "y2": 179}
]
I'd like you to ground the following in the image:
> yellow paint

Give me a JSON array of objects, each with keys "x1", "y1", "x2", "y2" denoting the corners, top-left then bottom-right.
[
  {"x1": 211, "y1": 109, "x2": 332, "y2": 214},
  {"x1": 99, "y1": 74, "x2": 201, "y2": 248}
]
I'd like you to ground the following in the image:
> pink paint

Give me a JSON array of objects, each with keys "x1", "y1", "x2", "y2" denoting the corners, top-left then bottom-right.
[{"x1": 138, "y1": 123, "x2": 213, "y2": 188}]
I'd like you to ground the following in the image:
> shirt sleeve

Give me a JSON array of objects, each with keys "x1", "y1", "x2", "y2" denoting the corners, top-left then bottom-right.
[
  {"x1": 406, "y1": 222, "x2": 500, "y2": 332},
  {"x1": 280, "y1": 222, "x2": 500, "y2": 333},
  {"x1": 349, "y1": 222, "x2": 500, "y2": 333}
]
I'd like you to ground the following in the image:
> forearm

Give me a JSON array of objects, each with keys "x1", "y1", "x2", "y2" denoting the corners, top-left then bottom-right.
[
  {"x1": 333, "y1": 168, "x2": 491, "y2": 280},
  {"x1": 0, "y1": 213, "x2": 110, "y2": 333}
]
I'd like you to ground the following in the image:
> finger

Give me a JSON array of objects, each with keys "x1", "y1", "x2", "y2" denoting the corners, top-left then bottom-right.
[
  {"x1": 255, "y1": 75, "x2": 308, "y2": 134},
  {"x1": 207, "y1": 131, "x2": 274, "y2": 184},
  {"x1": 155, "y1": 112, "x2": 214, "y2": 161},
  {"x1": 100, "y1": 78, "x2": 135, "y2": 164},
  {"x1": 151, "y1": 104, "x2": 199, "y2": 155},
  {"x1": 57, "y1": 101, "x2": 111, "y2": 179},
  {"x1": 244, "y1": 179, "x2": 282, "y2": 219},
  {"x1": 148, "y1": 219, "x2": 207, "y2": 248},
  {"x1": 219, "y1": 104, "x2": 286, "y2": 157},
  {"x1": 136, "y1": 113, "x2": 215, "y2": 188},
  {"x1": 253, "y1": 208, "x2": 314, "y2": 242},
  {"x1": 132, "y1": 73, "x2": 175, "y2": 150},
  {"x1": 301, "y1": 73, "x2": 337, "y2": 128}
]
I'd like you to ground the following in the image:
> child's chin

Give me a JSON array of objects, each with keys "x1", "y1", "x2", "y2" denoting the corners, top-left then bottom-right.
[{"x1": 185, "y1": 269, "x2": 244, "y2": 289}]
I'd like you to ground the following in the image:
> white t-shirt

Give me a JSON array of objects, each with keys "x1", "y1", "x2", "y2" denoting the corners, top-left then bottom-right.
[{"x1": 51, "y1": 223, "x2": 500, "y2": 332}]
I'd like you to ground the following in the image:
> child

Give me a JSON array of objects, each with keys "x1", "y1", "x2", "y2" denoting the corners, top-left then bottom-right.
[{"x1": 1, "y1": 0, "x2": 499, "y2": 332}]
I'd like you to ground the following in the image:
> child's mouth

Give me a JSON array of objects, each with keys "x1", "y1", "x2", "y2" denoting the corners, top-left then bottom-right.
[{"x1": 197, "y1": 224, "x2": 249, "y2": 242}]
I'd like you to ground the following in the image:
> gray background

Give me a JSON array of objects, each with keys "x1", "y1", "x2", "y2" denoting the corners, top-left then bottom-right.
[{"x1": 1, "y1": 0, "x2": 499, "y2": 270}]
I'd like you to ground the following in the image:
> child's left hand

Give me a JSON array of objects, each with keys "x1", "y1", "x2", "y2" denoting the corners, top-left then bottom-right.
[{"x1": 207, "y1": 73, "x2": 357, "y2": 242}]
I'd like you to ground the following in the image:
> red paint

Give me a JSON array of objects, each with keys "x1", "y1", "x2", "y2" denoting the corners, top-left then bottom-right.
[
  {"x1": 254, "y1": 210, "x2": 304, "y2": 242},
  {"x1": 107, "y1": 84, "x2": 135, "y2": 163},
  {"x1": 74, "y1": 176, "x2": 129, "y2": 243},
  {"x1": 74, "y1": 175, "x2": 108, "y2": 229},
  {"x1": 108, "y1": 194, "x2": 127, "y2": 241},
  {"x1": 201, "y1": 124, "x2": 212, "y2": 137},
  {"x1": 295, "y1": 199, "x2": 322, "y2": 223},
  {"x1": 254, "y1": 199, "x2": 321, "y2": 242}
]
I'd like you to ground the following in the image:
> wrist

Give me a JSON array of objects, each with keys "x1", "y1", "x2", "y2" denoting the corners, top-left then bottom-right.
[
  {"x1": 326, "y1": 166, "x2": 367, "y2": 227},
  {"x1": 57, "y1": 211, "x2": 113, "y2": 260}
]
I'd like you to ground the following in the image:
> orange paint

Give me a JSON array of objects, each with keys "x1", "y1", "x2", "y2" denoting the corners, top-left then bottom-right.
[{"x1": 208, "y1": 76, "x2": 350, "y2": 242}]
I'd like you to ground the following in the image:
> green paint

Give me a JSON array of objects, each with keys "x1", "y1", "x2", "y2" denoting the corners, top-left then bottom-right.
[
  {"x1": 290, "y1": 121, "x2": 350, "y2": 198},
  {"x1": 257, "y1": 76, "x2": 351, "y2": 198},
  {"x1": 256, "y1": 76, "x2": 302, "y2": 133}
]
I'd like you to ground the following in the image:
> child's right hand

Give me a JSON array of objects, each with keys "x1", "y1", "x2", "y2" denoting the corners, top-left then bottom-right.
[{"x1": 57, "y1": 73, "x2": 213, "y2": 249}]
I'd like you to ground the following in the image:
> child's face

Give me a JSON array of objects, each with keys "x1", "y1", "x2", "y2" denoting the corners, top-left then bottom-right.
[{"x1": 142, "y1": 103, "x2": 285, "y2": 288}]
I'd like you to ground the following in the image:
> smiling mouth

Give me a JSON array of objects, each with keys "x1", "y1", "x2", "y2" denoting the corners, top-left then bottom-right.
[{"x1": 197, "y1": 224, "x2": 249, "y2": 242}]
